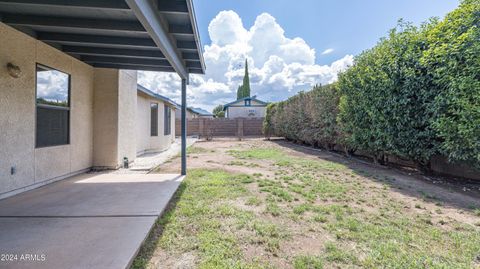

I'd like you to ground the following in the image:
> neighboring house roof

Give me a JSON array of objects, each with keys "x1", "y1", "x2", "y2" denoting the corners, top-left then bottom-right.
[
  {"x1": 172, "y1": 102, "x2": 181, "y2": 110},
  {"x1": 223, "y1": 95, "x2": 268, "y2": 110},
  {"x1": 188, "y1": 107, "x2": 213, "y2": 116},
  {"x1": 137, "y1": 84, "x2": 177, "y2": 108}
]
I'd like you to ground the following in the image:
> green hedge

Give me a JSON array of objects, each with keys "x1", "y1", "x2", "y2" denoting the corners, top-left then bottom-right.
[
  {"x1": 423, "y1": 0, "x2": 480, "y2": 167},
  {"x1": 264, "y1": 84, "x2": 341, "y2": 149},
  {"x1": 264, "y1": 0, "x2": 479, "y2": 169},
  {"x1": 338, "y1": 21, "x2": 439, "y2": 166}
]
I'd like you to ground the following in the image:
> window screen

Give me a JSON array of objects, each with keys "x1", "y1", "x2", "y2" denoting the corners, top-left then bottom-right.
[
  {"x1": 36, "y1": 64, "x2": 70, "y2": 148},
  {"x1": 151, "y1": 103, "x2": 158, "y2": 136},
  {"x1": 164, "y1": 106, "x2": 171, "y2": 135}
]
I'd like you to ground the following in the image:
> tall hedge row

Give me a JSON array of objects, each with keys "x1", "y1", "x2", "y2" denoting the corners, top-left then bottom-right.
[
  {"x1": 422, "y1": 0, "x2": 480, "y2": 167},
  {"x1": 264, "y1": 0, "x2": 479, "y2": 169},
  {"x1": 338, "y1": 21, "x2": 439, "y2": 166},
  {"x1": 265, "y1": 84, "x2": 341, "y2": 149}
]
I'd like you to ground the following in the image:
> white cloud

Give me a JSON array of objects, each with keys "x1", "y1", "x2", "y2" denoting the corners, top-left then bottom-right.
[
  {"x1": 321, "y1": 48, "x2": 334, "y2": 55},
  {"x1": 208, "y1": 10, "x2": 248, "y2": 46},
  {"x1": 139, "y1": 11, "x2": 353, "y2": 112}
]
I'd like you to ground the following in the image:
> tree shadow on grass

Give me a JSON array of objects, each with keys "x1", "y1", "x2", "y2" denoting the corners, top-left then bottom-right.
[
  {"x1": 130, "y1": 182, "x2": 187, "y2": 269},
  {"x1": 270, "y1": 138, "x2": 480, "y2": 211}
]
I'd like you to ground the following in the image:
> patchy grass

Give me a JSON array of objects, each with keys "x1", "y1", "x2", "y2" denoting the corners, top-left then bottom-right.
[
  {"x1": 134, "y1": 142, "x2": 480, "y2": 269},
  {"x1": 187, "y1": 146, "x2": 211, "y2": 154},
  {"x1": 265, "y1": 202, "x2": 282, "y2": 217},
  {"x1": 132, "y1": 169, "x2": 266, "y2": 269},
  {"x1": 228, "y1": 160, "x2": 261, "y2": 168},
  {"x1": 293, "y1": 255, "x2": 323, "y2": 269},
  {"x1": 324, "y1": 242, "x2": 358, "y2": 264},
  {"x1": 474, "y1": 208, "x2": 480, "y2": 217},
  {"x1": 246, "y1": 196, "x2": 262, "y2": 206},
  {"x1": 228, "y1": 148, "x2": 346, "y2": 171}
]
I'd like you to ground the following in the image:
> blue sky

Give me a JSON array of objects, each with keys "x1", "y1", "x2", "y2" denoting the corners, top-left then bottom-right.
[
  {"x1": 193, "y1": 0, "x2": 459, "y2": 65},
  {"x1": 139, "y1": 0, "x2": 460, "y2": 112}
]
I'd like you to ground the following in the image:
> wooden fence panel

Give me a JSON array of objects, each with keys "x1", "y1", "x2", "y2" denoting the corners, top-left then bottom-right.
[
  {"x1": 175, "y1": 118, "x2": 264, "y2": 137},
  {"x1": 244, "y1": 118, "x2": 264, "y2": 136}
]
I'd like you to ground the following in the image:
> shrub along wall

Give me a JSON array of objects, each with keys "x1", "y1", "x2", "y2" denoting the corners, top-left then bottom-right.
[{"x1": 264, "y1": 0, "x2": 479, "y2": 176}]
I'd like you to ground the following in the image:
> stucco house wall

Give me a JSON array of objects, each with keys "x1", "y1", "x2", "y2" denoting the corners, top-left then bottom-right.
[
  {"x1": 227, "y1": 106, "x2": 266, "y2": 118},
  {"x1": 0, "y1": 22, "x2": 177, "y2": 199},
  {"x1": 92, "y1": 68, "x2": 138, "y2": 168},
  {"x1": 117, "y1": 70, "x2": 137, "y2": 165},
  {"x1": 136, "y1": 92, "x2": 176, "y2": 155},
  {"x1": 170, "y1": 107, "x2": 175, "y2": 141},
  {"x1": 92, "y1": 68, "x2": 119, "y2": 168},
  {"x1": 198, "y1": 115, "x2": 214, "y2": 119},
  {"x1": 226, "y1": 100, "x2": 267, "y2": 119},
  {"x1": 0, "y1": 22, "x2": 94, "y2": 197},
  {"x1": 175, "y1": 108, "x2": 197, "y2": 119}
]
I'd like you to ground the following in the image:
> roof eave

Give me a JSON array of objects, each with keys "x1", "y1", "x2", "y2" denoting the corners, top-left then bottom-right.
[
  {"x1": 137, "y1": 84, "x2": 177, "y2": 107},
  {"x1": 223, "y1": 96, "x2": 269, "y2": 110},
  {"x1": 126, "y1": 0, "x2": 188, "y2": 79},
  {"x1": 186, "y1": 0, "x2": 205, "y2": 74}
]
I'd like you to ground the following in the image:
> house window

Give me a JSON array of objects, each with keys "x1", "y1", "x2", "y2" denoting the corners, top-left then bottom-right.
[
  {"x1": 245, "y1": 99, "x2": 251, "y2": 106},
  {"x1": 35, "y1": 64, "x2": 70, "y2": 148},
  {"x1": 164, "y1": 106, "x2": 171, "y2": 135},
  {"x1": 151, "y1": 103, "x2": 158, "y2": 136}
]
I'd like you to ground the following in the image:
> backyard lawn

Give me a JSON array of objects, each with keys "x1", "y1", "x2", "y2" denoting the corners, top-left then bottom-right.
[{"x1": 132, "y1": 139, "x2": 480, "y2": 269}]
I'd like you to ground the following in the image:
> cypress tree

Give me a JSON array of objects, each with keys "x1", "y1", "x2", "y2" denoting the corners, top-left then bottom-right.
[
  {"x1": 236, "y1": 59, "x2": 251, "y2": 100},
  {"x1": 242, "y1": 59, "x2": 251, "y2": 98},
  {"x1": 236, "y1": 85, "x2": 243, "y2": 100}
]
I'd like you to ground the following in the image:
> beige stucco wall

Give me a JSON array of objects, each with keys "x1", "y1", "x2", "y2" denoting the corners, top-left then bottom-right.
[
  {"x1": 0, "y1": 22, "x2": 171, "y2": 198},
  {"x1": 136, "y1": 93, "x2": 151, "y2": 154},
  {"x1": 117, "y1": 70, "x2": 137, "y2": 164},
  {"x1": 70, "y1": 60, "x2": 94, "y2": 172},
  {"x1": 0, "y1": 22, "x2": 94, "y2": 196},
  {"x1": 92, "y1": 68, "x2": 119, "y2": 168},
  {"x1": 198, "y1": 115, "x2": 214, "y2": 119},
  {"x1": 0, "y1": 23, "x2": 36, "y2": 195},
  {"x1": 136, "y1": 92, "x2": 175, "y2": 155},
  {"x1": 170, "y1": 107, "x2": 176, "y2": 141},
  {"x1": 227, "y1": 106, "x2": 266, "y2": 118},
  {"x1": 175, "y1": 108, "x2": 197, "y2": 119},
  {"x1": 92, "y1": 69, "x2": 137, "y2": 168}
]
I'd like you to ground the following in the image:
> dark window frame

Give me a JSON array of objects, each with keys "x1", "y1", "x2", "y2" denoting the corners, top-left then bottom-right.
[
  {"x1": 164, "y1": 105, "x2": 171, "y2": 136},
  {"x1": 35, "y1": 63, "x2": 71, "y2": 148},
  {"x1": 151, "y1": 103, "x2": 159, "y2": 136}
]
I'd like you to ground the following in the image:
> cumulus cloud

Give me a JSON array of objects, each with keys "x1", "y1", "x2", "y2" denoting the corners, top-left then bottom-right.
[
  {"x1": 138, "y1": 11, "x2": 353, "y2": 111},
  {"x1": 321, "y1": 48, "x2": 334, "y2": 55}
]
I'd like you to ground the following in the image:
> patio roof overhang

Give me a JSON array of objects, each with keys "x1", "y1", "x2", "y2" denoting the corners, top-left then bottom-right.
[{"x1": 0, "y1": 0, "x2": 205, "y2": 79}]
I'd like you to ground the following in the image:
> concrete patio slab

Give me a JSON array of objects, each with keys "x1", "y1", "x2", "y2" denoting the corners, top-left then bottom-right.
[{"x1": 0, "y1": 172, "x2": 184, "y2": 269}]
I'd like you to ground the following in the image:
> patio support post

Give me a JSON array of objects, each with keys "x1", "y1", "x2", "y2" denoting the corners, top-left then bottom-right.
[{"x1": 181, "y1": 78, "x2": 187, "y2": 175}]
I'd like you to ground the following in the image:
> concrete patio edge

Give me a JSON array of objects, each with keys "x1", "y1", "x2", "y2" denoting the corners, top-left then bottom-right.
[{"x1": 125, "y1": 175, "x2": 185, "y2": 269}]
